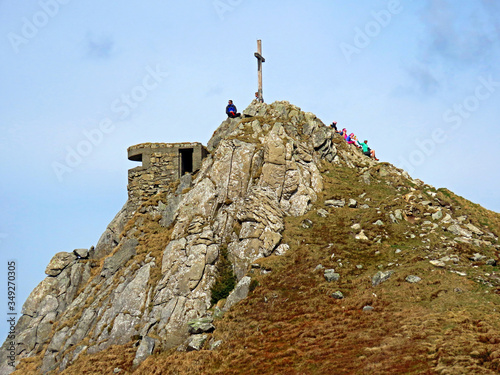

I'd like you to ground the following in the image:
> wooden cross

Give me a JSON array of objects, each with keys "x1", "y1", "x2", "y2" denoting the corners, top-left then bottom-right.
[{"x1": 254, "y1": 39, "x2": 265, "y2": 103}]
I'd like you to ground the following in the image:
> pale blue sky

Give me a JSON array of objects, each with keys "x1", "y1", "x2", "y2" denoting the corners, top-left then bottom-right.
[{"x1": 1, "y1": 0, "x2": 499, "y2": 341}]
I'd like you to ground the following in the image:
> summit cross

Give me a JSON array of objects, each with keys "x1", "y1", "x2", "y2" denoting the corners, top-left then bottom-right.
[{"x1": 254, "y1": 39, "x2": 265, "y2": 103}]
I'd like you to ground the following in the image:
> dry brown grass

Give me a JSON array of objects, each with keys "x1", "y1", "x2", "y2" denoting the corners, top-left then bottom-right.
[
  {"x1": 126, "y1": 163, "x2": 499, "y2": 374},
  {"x1": 59, "y1": 344, "x2": 136, "y2": 375},
  {"x1": 16, "y1": 160, "x2": 500, "y2": 375},
  {"x1": 12, "y1": 354, "x2": 43, "y2": 375}
]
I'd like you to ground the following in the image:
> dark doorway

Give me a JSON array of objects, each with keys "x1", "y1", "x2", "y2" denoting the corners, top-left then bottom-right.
[{"x1": 179, "y1": 148, "x2": 193, "y2": 175}]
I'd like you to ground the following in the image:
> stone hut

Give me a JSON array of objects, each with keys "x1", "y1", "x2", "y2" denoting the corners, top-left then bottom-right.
[{"x1": 127, "y1": 142, "x2": 208, "y2": 206}]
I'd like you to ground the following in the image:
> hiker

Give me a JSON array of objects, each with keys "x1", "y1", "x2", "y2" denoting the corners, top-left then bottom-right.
[
  {"x1": 330, "y1": 121, "x2": 338, "y2": 132},
  {"x1": 343, "y1": 129, "x2": 349, "y2": 140},
  {"x1": 346, "y1": 133, "x2": 357, "y2": 145},
  {"x1": 339, "y1": 128, "x2": 347, "y2": 138},
  {"x1": 255, "y1": 92, "x2": 263, "y2": 103},
  {"x1": 226, "y1": 100, "x2": 241, "y2": 118},
  {"x1": 357, "y1": 139, "x2": 379, "y2": 161},
  {"x1": 346, "y1": 133, "x2": 360, "y2": 148}
]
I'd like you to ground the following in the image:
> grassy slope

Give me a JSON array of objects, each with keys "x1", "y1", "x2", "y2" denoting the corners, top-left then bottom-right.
[
  {"x1": 21, "y1": 157, "x2": 500, "y2": 375},
  {"x1": 177, "y1": 163, "x2": 500, "y2": 375}
]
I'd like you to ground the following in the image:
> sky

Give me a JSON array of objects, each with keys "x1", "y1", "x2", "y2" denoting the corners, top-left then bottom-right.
[{"x1": 1, "y1": 0, "x2": 499, "y2": 342}]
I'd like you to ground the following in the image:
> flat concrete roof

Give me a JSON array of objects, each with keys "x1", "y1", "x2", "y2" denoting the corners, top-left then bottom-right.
[{"x1": 127, "y1": 142, "x2": 204, "y2": 162}]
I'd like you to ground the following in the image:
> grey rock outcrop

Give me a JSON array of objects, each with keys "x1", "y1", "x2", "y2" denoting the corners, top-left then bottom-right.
[
  {"x1": 132, "y1": 337, "x2": 157, "y2": 368},
  {"x1": 93, "y1": 203, "x2": 132, "y2": 259},
  {"x1": 100, "y1": 238, "x2": 139, "y2": 278},
  {"x1": 223, "y1": 276, "x2": 252, "y2": 312},
  {"x1": 186, "y1": 334, "x2": 208, "y2": 351},
  {"x1": 158, "y1": 173, "x2": 193, "y2": 228},
  {"x1": 73, "y1": 248, "x2": 89, "y2": 259},
  {"x1": 187, "y1": 317, "x2": 215, "y2": 334},
  {"x1": 45, "y1": 252, "x2": 77, "y2": 276}
]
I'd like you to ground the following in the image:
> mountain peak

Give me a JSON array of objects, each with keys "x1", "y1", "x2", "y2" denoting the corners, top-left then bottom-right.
[{"x1": 2, "y1": 101, "x2": 499, "y2": 374}]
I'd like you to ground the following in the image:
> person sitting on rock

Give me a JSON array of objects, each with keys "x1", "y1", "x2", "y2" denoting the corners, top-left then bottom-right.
[
  {"x1": 330, "y1": 121, "x2": 338, "y2": 132},
  {"x1": 346, "y1": 133, "x2": 357, "y2": 145},
  {"x1": 226, "y1": 100, "x2": 241, "y2": 118},
  {"x1": 347, "y1": 133, "x2": 361, "y2": 148},
  {"x1": 339, "y1": 128, "x2": 347, "y2": 138},
  {"x1": 255, "y1": 92, "x2": 264, "y2": 103},
  {"x1": 357, "y1": 139, "x2": 379, "y2": 161},
  {"x1": 343, "y1": 129, "x2": 350, "y2": 140}
]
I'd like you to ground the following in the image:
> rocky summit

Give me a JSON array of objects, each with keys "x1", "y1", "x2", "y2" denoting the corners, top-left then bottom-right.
[{"x1": 2, "y1": 100, "x2": 500, "y2": 374}]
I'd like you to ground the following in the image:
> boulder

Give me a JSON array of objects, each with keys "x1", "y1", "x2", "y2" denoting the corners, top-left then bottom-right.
[
  {"x1": 469, "y1": 253, "x2": 487, "y2": 262},
  {"x1": 372, "y1": 270, "x2": 394, "y2": 286},
  {"x1": 355, "y1": 230, "x2": 369, "y2": 241},
  {"x1": 223, "y1": 276, "x2": 252, "y2": 311},
  {"x1": 186, "y1": 334, "x2": 208, "y2": 351},
  {"x1": 311, "y1": 127, "x2": 329, "y2": 149},
  {"x1": 432, "y1": 210, "x2": 443, "y2": 221},
  {"x1": 132, "y1": 336, "x2": 157, "y2": 368},
  {"x1": 73, "y1": 248, "x2": 89, "y2": 259},
  {"x1": 275, "y1": 243, "x2": 290, "y2": 256},
  {"x1": 324, "y1": 269, "x2": 340, "y2": 282},
  {"x1": 429, "y1": 260, "x2": 446, "y2": 268},
  {"x1": 486, "y1": 259, "x2": 497, "y2": 266},
  {"x1": 325, "y1": 199, "x2": 345, "y2": 208},
  {"x1": 465, "y1": 223, "x2": 483, "y2": 235},
  {"x1": 187, "y1": 317, "x2": 215, "y2": 334},
  {"x1": 45, "y1": 252, "x2": 77, "y2": 276},
  {"x1": 447, "y1": 224, "x2": 472, "y2": 238},
  {"x1": 332, "y1": 291, "x2": 344, "y2": 299},
  {"x1": 405, "y1": 275, "x2": 421, "y2": 283}
]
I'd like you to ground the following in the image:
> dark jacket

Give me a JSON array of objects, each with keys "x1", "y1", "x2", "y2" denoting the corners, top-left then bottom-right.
[{"x1": 226, "y1": 103, "x2": 237, "y2": 115}]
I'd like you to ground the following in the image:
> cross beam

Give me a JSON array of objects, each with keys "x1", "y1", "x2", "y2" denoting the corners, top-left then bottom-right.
[{"x1": 254, "y1": 39, "x2": 265, "y2": 103}]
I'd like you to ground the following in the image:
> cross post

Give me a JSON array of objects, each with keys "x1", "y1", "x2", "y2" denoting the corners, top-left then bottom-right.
[{"x1": 254, "y1": 39, "x2": 265, "y2": 103}]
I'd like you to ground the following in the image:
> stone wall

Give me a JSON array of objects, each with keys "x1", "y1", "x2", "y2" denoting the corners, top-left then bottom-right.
[{"x1": 127, "y1": 142, "x2": 208, "y2": 208}]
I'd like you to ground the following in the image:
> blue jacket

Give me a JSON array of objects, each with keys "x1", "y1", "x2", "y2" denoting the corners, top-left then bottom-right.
[{"x1": 226, "y1": 104, "x2": 237, "y2": 115}]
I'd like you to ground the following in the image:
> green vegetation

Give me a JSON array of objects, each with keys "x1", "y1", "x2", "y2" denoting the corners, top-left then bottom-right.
[{"x1": 210, "y1": 247, "x2": 237, "y2": 306}]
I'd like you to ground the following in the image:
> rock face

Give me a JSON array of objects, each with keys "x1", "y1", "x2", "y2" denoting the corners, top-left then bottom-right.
[{"x1": 1, "y1": 100, "x2": 346, "y2": 374}]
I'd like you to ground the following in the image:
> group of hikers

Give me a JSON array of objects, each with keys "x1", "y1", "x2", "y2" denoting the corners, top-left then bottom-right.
[
  {"x1": 330, "y1": 121, "x2": 378, "y2": 161},
  {"x1": 225, "y1": 100, "x2": 378, "y2": 162}
]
